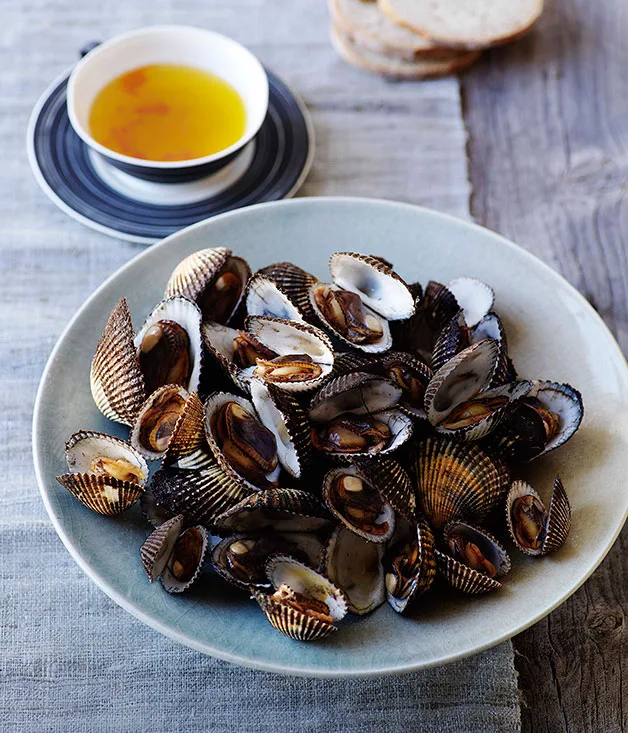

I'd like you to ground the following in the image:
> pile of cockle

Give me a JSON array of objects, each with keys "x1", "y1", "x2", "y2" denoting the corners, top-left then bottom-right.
[{"x1": 57, "y1": 248, "x2": 583, "y2": 641}]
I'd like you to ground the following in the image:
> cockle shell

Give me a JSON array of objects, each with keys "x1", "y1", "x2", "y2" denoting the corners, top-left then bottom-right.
[
  {"x1": 415, "y1": 435, "x2": 510, "y2": 528},
  {"x1": 90, "y1": 298, "x2": 146, "y2": 426},
  {"x1": 140, "y1": 514, "x2": 185, "y2": 582},
  {"x1": 245, "y1": 274, "x2": 306, "y2": 322},
  {"x1": 308, "y1": 371, "x2": 402, "y2": 423},
  {"x1": 161, "y1": 525, "x2": 210, "y2": 593},
  {"x1": 257, "y1": 261, "x2": 320, "y2": 320},
  {"x1": 435, "y1": 550, "x2": 502, "y2": 594},
  {"x1": 130, "y1": 384, "x2": 189, "y2": 460},
  {"x1": 446, "y1": 277, "x2": 495, "y2": 328},
  {"x1": 161, "y1": 391, "x2": 211, "y2": 469}
]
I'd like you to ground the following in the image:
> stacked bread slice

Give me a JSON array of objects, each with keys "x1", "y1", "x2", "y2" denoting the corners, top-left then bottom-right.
[{"x1": 329, "y1": 0, "x2": 543, "y2": 79}]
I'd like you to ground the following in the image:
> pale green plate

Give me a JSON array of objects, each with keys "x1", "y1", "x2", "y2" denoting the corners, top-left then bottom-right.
[{"x1": 33, "y1": 198, "x2": 628, "y2": 677}]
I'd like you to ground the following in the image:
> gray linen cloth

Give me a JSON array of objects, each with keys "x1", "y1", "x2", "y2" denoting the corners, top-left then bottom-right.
[{"x1": 0, "y1": 0, "x2": 520, "y2": 731}]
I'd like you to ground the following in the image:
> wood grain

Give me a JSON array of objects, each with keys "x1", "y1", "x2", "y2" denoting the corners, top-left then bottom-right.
[{"x1": 461, "y1": 0, "x2": 628, "y2": 730}]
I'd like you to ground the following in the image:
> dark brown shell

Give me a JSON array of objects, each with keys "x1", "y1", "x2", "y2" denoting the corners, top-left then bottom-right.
[
  {"x1": 356, "y1": 457, "x2": 416, "y2": 522},
  {"x1": 161, "y1": 391, "x2": 210, "y2": 468},
  {"x1": 435, "y1": 549, "x2": 502, "y2": 594},
  {"x1": 56, "y1": 472, "x2": 143, "y2": 516},
  {"x1": 415, "y1": 435, "x2": 510, "y2": 528},
  {"x1": 256, "y1": 261, "x2": 320, "y2": 320},
  {"x1": 140, "y1": 514, "x2": 185, "y2": 582},
  {"x1": 90, "y1": 297, "x2": 146, "y2": 426},
  {"x1": 254, "y1": 591, "x2": 337, "y2": 641}
]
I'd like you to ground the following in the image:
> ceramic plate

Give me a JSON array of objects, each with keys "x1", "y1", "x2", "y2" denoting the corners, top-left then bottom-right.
[{"x1": 33, "y1": 198, "x2": 628, "y2": 677}]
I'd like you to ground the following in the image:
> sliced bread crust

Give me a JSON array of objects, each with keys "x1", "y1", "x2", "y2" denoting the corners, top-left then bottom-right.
[
  {"x1": 378, "y1": 0, "x2": 543, "y2": 50},
  {"x1": 329, "y1": 0, "x2": 461, "y2": 60},
  {"x1": 330, "y1": 25, "x2": 480, "y2": 79}
]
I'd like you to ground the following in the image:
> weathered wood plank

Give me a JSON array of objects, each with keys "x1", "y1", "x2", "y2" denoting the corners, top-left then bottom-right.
[{"x1": 461, "y1": 0, "x2": 628, "y2": 730}]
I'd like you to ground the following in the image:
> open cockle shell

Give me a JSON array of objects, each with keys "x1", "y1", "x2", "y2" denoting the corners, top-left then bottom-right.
[
  {"x1": 415, "y1": 435, "x2": 510, "y2": 528},
  {"x1": 471, "y1": 312, "x2": 511, "y2": 388},
  {"x1": 424, "y1": 339, "x2": 499, "y2": 425},
  {"x1": 201, "y1": 322, "x2": 252, "y2": 393},
  {"x1": 134, "y1": 296, "x2": 204, "y2": 395},
  {"x1": 140, "y1": 514, "x2": 185, "y2": 582},
  {"x1": 254, "y1": 589, "x2": 338, "y2": 642},
  {"x1": 525, "y1": 380, "x2": 584, "y2": 457},
  {"x1": 384, "y1": 516, "x2": 436, "y2": 613},
  {"x1": 245, "y1": 274, "x2": 305, "y2": 322},
  {"x1": 211, "y1": 488, "x2": 332, "y2": 535},
  {"x1": 435, "y1": 549, "x2": 502, "y2": 595},
  {"x1": 161, "y1": 525, "x2": 210, "y2": 593},
  {"x1": 447, "y1": 277, "x2": 495, "y2": 328},
  {"x1": 161, "y1": 391, "x2": 211, "y2": 469},
  {"x1": 257, "y1": 261, "x2": 320, "y2": 320},
  {"x1": 309, "y1": 282, "x2": 393, "y2": 354},
  {"x1": 431, "y1": 310, "x2": 470, "y2": 373},
  {"x1": 506, "y1": 476, "x2": 571, "y2": 556},
  {"x1": 442, "y1": 520, "x2": 511, "y2": 577},
  {"x1": 150, "y1": 463, "x2": 253, "y2": 527},
  {"x1": 245, "y1": 316, "x2": 335, "y2": 393},
  {"x1": 250, "y1": 379, "x2": 313, "y2": 479},
  {"x1": 434, "y1": 380, "x2": 533, "y2": 442},
  {"x1": 130, "y1": 384, "x2": 189, "y2": 460},
  {"x1": 164, "y1": 247, "x2": 251, "y2": 325},
  {"x1": 57, "y1": 430, "x2": 148, "y2": 516},
  {"x1": 308, "y1": 371, "x2": 402, "y2": 423},
  {"x1": 90, "y1": 297, "x2": 146, "y2": 426},
  {"x1": 322, "y1": 465, "x2": 395, "y2": 543},
  {"x1": 357, "y1": 457, "x2": 416, "y2": 521},
  {"x1": 379, "y1": 351, "x2": 433, "y2": 416},
  {"x1": 323, "y1": 526, "x2": 386, "y2": 616},
  {"x1": 204, "y1": 392, "x2": 281, "y2": 492},
  {"x1": 328, "y1": 252, "x2": 415, "y2": 320}
]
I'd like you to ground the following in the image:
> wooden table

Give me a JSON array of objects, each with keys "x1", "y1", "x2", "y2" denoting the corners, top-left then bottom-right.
[{"x1": 462, "y1": 2, "x2": 627, "y2": 730}]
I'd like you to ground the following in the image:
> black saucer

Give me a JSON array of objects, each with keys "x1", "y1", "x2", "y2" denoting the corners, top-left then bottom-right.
[{"x1": 28, "y1": 68, "x2": 313, "y2": 243}]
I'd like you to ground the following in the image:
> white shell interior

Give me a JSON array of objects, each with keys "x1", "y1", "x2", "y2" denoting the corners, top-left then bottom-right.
[
  {"x1": 134, "y1": 296, "x2": 203, "y2": 394},
  {"x1": 447, "y1": 277, "x2": 495, "y2": 328},
  {"x1": 266, "y1": 556, "x2": 347, "y2": 621},
  {"x1": 309, "y1": 378, "x2": 402, "y2": 422},
  {"x1": 66, "y1": 433, "x2": 148, "y2": 484},
  {"x1": 130, "y1": 384, "x2": 190, "y2": 460},
  {"x1": 329, "y1": 253, "x2": 415, "y2": 320},
  {"x1": 246, "y1": 277, "x2": 304, "y2": 322},
  {"x1": 529, "y1": 381, "x2": 584, "y2": 455},
  {"x1": 250, "y1": 379, "x2": 301, "y2": 477},
  {"x1": 426, "y1": 339, "x2": 499, "y2": 424},
  {"x1": 246, "y1": 316, "x2": 334, "y2": 366},
  {"x1": 325, "y1": 526, "x2": 386, "y2": 615},
  {"x1": 144, "y1": 515, "x2": 185, "y2": 582}
]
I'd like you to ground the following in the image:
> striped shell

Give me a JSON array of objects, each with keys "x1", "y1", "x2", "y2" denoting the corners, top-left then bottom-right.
[
  {"x1": 435, "y1": 550, "x2": 502, "y2": 594},
  {"x1": 257, "y1": 261, "x2": 319, "y2": 320},
  {"x1": 415, "y1": 435, "x2": 510, "y2": 528},
  {"x1": 245, "y1": 274, "x2": 305, "y2": 322},
  {"x1": 90, "y1": 298, "x2": 146, "y2": 426},
  {"x1": 160, "y1": 525, "x2": 210, "y2": 593},
  {"x1": 140, "y1": 514, "x2": 185, "y2": 582},
  {"x1": 161, "y1": 391, "x2": 210, "y2": 469},
  {"x1": 130, "y1": 384, "x2": 190, "y2": 460},
  {"x1": 254, "y1": 590, "x2": 337, "y2": 642}
]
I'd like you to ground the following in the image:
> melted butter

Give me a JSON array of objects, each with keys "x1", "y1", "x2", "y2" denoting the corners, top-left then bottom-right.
[{"x1": 88, "y1": 64, "x2": 247, "y2": 161}]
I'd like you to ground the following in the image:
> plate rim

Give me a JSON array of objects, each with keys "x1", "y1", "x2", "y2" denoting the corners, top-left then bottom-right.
[
  {"x1": 25, "y1": 67, "x2": 315, "y2": 244},
  {"x1": 32, "y1": 197, "x2": 628, "y2": 677}
]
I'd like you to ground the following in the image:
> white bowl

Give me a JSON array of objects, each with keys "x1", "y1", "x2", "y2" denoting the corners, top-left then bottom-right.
[{"x1": 67, "y1": 25, "x2": 269, "y2": 182}]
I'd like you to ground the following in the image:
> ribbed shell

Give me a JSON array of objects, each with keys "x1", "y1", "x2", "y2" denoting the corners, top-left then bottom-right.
[
  {"x1": 505, "y1": 476, "x2": 571, "y2": 556},
  {"x1": 308, "y1": 372, "x2": 402, "y2": 423},
  {"x1": 482, "y1": 400, "x2": 548, "y2": 464},
  {"x1": 204, "y1": 392, "x2": 281, "y2": 492},
  {"x1": 134, "y1": 296, "x2": 204, "y2": 395},
  {"x1": 90, "y1": 297, "x2": 146, "y2": 426},
  {"x1": 161, "y1": 391, "x2": 209, "y2": 469},
  {"x1": 130, "y1": 385, "x2": 189, "y2": 460},
  {"x1": 328, "y1": 252, "x2": 415, "y2": 320},
  {"x1": 254, "y1": 591, "x2": 337, "y2": 641},
  {"x1": 472, "y1": 312, "x2": 510, "y2": 388},
  {"x1": 250, "y1": 379, "x2": 313, "y2": 479},
  {"x1": 415, "y1": 436, "x2": 510, "y2": 528},
  {"x1": 356, "y1": 457, "x2": 416, "y2": 521},
  {"x1": 245, "y1": 316, "x2": 335, "y2": 394},
  {"x1": 527, "y1": 381, "x2": 584, "y2": 457},
  {"x1": 424, "y1": 339, "x2": 499, "y2": 425},
  {"x1": 140, "y1": 514, "x2": 185, "y2": 582},
  {"x1": 64, "y1": 430, "x2": 149, "y2": 485},
  {"x1": 431, "y1": 310, "x2": 469, "y2": 373},
  {"x1": 161, "y1": 525, "x2": 210, "y2": 593},
  {"x1": 55, "y1": 472, "x2": 143, "y2": 516},
  {"x1": 309, "y1": 283, "x2": 393, "y2": 354},
  {"x1": 140, "y1": 486, "x2": 175, "y2": 528},
  {"x1": 442, "y1": 520, "x2": 511, "y2": 577},
  {"x1": 165, "y1": 247, "x2": 231, "y2": 301},
  {"x1": 257, "y1": 261, "x2": 320, "y2": 320},
  {"x1": 435, "y1": 550, "x2": 502, "y2": 594},
  {"x1": 323, "y1": 526, "x2": 386, "y2": 615},
  {"x1": 245, "y1": 274, "x2": 305, "y2": 322},
  {"x1": 150, "y1": 463, "x2": 253, "y2": 527},
  {"x1": 330, "y1": 352, "x2": 382, "y2": 379},
  {"x1": 212, "y1": 488, "x2": 332, "y2": 535},
  {"x1": 434, "y1": 380, "x2": 533, "y2": 442},
  {"x1": 322, "y1": 465, "x2": 395, "y2": 543},
  {"x1": 201, "y1": 322, "x2": 251, "y2": 393},
  {"x1": 385, "y1": 516, "x2": 436, "y2": 614},
  {"x1": 446, "y1": 277, "x2": 495, "y2": 329}
]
